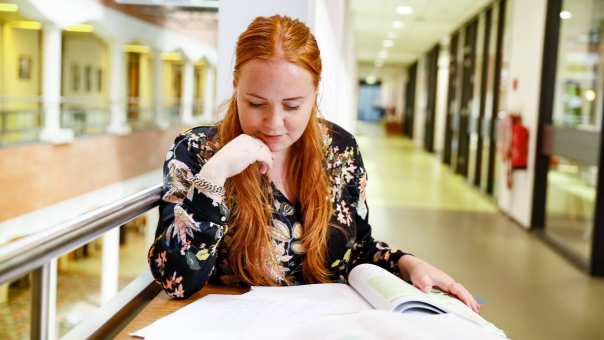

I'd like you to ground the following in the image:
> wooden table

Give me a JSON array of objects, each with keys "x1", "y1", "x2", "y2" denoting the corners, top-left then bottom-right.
[{"x1": 115, "y1": 285, "x2": 249, "y2": 339}]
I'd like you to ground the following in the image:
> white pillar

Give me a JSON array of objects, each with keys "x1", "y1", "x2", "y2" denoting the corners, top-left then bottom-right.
[
  {"x1": 145, "y1": 208, "x2": 159, "y2": 248},
  {"x1": 39, "y1": 24, "x2": 74, "y2": 144},
  {"x1": 202, "y1": 66, "x2": 215, "y2": 123},
  {"x1": 180, "y1": 60, "x2": 195, "y2": 125},
  {"x1": 48, "y1": 259, "x2": 58, "y2": 340},
  {"x1": 153, "y1": 51, "x2": 168, "y2": 129},
  {"x1": 100, "y1": 229, "x2": 120, "y2": 304},
  {"x1": 107, "y1": 41, "x2": 131, "y2": 135}
]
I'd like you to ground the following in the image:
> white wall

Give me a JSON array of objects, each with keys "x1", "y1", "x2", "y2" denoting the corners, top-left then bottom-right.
[{"x1": 496, "y1": 0, "x2": 548, "y2": 227}]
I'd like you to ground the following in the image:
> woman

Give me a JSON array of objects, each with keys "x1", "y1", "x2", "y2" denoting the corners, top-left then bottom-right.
[{"x1": 148, "y1": 15, "x2": 479, "y2": 313}]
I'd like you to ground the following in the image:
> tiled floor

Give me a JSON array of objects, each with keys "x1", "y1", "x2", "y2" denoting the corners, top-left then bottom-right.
[
  {"x1": 2, "y1": 121, "x2": 604, "y2": 340},
  {"x1": 356, "y1": 122, "x2": 604, "y2": 340}
]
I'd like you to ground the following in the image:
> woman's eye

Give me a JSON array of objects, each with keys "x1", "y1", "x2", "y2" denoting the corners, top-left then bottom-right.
[
  {"x1": 285, "y1": 105, "x2": 300, "y2": 111},
  {"x1": 249, "y1": 102, "x2": 264, "y2": 108}
]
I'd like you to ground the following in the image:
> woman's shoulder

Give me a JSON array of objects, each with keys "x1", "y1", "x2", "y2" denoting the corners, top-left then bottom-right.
[
  {"x1": 176, "y1": 125, "x2": 219, "y2": 143},
  {"x1": 319, "y1": 119, "x2": 358, "y2": 150}
]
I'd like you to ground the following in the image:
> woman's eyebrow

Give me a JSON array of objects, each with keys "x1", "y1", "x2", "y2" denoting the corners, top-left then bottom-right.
[{"x1": 245, "y1": 93, "x2": 305, "y2": 101}]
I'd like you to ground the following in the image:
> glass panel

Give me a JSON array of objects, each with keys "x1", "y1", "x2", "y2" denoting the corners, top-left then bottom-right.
[
  {"x1": 545, "y1": 0, "x2": 604, "y2": 261},
  {"x1": 118, "y1": 209, "x2": 158, "y2": 290},
  {"x1": 56, "y1": 239, "x2": 103, "y2": 337},
  {"x1": 0, "y1": 272, "x2": 32, "y2": 339},
  {"x1": 553, "y1": 0, "x2": 604, "y2": 130},
  {"x1": 546, "y1": 157, "x2": 597, "y2": 259}
]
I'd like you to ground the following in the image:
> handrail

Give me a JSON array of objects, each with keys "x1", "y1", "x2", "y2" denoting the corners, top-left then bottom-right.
[
  {"x1": 0, "y1": 183, "x2": 164, "y2": 339},
  {"x1": 0, "y1": 183, "x2": 163, "y2": 285}
]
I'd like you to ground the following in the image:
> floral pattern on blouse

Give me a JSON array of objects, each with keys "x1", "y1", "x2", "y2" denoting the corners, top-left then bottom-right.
[{"x1": 147, "y1": 120, "x2": 408, "y2": 299}]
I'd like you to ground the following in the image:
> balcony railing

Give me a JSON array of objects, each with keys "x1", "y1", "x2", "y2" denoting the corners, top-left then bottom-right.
[{"x1": 0, "y1": 184, "x2": 163, "y2": 339}]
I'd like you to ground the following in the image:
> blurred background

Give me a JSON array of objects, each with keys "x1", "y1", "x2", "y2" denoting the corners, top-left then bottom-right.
[{"x1": 0, "y1": 0, "x2": 603, "y2": 339}]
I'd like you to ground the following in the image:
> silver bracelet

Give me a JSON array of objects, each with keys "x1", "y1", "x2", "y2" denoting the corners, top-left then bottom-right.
[{"x1": 192, "y1": 174, "x2": 225, "y2": 197}]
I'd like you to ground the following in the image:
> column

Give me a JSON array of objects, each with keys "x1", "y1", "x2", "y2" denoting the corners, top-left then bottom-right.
[
  {"x1": 145, "y1": 208, "x2": 159, "y2": 248},
  {"x1": 107, "y1": 41, "x2": 131, "y2": 135},
  {"x1": 153, "y1": 50, "x2": 168, "y2": 129},
  {"x1": 48, "y1": 259, "x2": 58, "y2": 340},
  {"x1": 202, "y1": 65, "x2": 215, "y2": 123},
  {"x1": 39, "y1": 24, "x2": 74, "y2": 144},
  {"x1": 100, "y1": 228, "x2": 120, "y2": 304},
  {"x1": 180, "y1": 60, "x2": 195, "y2": 125}
]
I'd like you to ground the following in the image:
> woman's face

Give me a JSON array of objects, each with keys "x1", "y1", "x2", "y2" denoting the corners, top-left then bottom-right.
[{"x1": 235, "y1": 58, "x2": 316, "y2": 154}]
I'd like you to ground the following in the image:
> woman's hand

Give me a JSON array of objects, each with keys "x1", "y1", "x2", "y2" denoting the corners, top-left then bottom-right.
[
  {"x1": 397, "y1": 255, "x2": 480, "y2": 313},
  {"x1": 200, "y1": 134, "x2": 273, "y2": 186}
]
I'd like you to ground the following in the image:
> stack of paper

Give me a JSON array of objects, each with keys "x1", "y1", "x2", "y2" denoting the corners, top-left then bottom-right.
[{"x1": 131, "y1": 283, "x2": 506, "y2": 340}]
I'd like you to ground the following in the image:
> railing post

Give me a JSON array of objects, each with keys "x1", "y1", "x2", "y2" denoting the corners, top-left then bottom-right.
[{"x1": 30, "y1": 262, "x2": 52, "y2": 340}]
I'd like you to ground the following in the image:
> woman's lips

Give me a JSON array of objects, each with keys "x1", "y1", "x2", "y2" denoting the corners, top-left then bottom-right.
[{"x1": 260, "y1": 133, "x2": 285, "y2": 143}]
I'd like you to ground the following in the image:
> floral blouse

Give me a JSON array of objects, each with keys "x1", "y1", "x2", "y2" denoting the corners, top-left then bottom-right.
[{"x1": 148, "y1": 120, "x2": 409, "y2": 299}]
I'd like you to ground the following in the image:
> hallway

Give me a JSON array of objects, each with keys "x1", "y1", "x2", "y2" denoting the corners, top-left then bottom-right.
[{"x1": 356, "y1": 122, "x2": 604, "y2": 340}]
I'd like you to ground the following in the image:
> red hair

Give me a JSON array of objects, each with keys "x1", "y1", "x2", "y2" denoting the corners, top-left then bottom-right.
[{"x1": 218, "y1": 15, "x2": 332, "y2": 285}]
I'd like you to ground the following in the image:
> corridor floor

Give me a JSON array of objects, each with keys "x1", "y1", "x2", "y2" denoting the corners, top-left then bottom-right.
[{"x1": 356, "y1": 122, "x2": 604, "y2": 340}]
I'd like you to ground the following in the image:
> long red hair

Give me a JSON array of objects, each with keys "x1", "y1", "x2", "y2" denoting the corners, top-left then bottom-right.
[{"x1": 218, "y1": 15, "x2": 332, "y2": 285}]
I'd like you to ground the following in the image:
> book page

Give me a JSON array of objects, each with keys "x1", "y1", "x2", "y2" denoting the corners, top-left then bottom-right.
[
  {"x1": 348, "y1": 263, "x2": 435, "y2": 311},
  {"x1": 349, "y1": 264, "x2": 507, "y2": 338},
  {"x1": 248, "y1": 283, "x2": 372, "y2": 314}
]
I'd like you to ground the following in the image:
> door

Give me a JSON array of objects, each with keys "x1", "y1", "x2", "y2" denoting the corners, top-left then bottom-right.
[{"x1": 534, "y1": 0, "x2": 604, "y2": 275}]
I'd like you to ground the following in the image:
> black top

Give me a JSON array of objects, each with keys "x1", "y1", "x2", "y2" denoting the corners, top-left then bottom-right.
[{"x1": 148, "y1": 120, "x2": 408, "y2": 299}]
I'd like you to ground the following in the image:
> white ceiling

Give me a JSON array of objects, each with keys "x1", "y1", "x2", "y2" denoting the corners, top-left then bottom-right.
[{"x1": 351, "y1": 0, "x2": 493, "y2": 65}]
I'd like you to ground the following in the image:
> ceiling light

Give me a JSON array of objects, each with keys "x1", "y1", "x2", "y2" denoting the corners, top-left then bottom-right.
[
  {"x1": 383, "y1": 40, "x2": 394, "y2": 48},
  {"x1": 8, "y1": 20, "x2": 41, "y2": 30},
  {"x1": 65, "y1": 24, "x2": 94, "y2": 33},
  {"x1": 387, "y1": 32, "x2": 397, "y2": 39},
  {"x1": 378, "y1": 50, "x2": 388, "y2": 59},
  {"x1": 560, "y1": 11, "x2": 572, "y2": 20},
  {"x1": 396, "y1": 6, "x2": 414, "y2": 15},
  {"x1": 0, "y1": 3, "x2": 18, "y2": 12},
  {"x1": 162, "y1": 52, "x2": 183, "y2": 61},
  {"x1": 125, "y1": 44, "x2": 150, "y2": 54},
  {"x1": 584, "y1": 89, "x2": 596, "y2": 102},
  {"x1": 392, "y1": 21, "x2": 403, "y2": 29}
]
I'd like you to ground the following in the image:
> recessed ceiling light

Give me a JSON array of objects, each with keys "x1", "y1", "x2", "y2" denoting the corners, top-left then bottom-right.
[
  {"x1": 0, "y1": 3, "x2": 18, "y2": 12},
  {"x1": 396, "y1": 6, "x2": 414, "y2": 15},
  {"x1": 378, "y1": 50, "x2": 388, "y2": 58},
  {"x1": 392, "y1": 21, "x2": 403, "y2": 29},
  {"x1": 383, "y1": 40, "x2": 394, "y2": 48},
  {"x1": 560, "y1": 10, "x2": 572, "y2": 20},
  {"x1": 584, "y1": 89, "x2": 596, "y2": 101},
  {"x1": 387, "y1": 32, "x2": 397, "y2": 39}
]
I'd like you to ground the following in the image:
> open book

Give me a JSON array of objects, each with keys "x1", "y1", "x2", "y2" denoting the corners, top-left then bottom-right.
[
  {"x1": 133, "y1": 264, "x2": 507, "y2": 339},
  {"x1": 346, "y1": 263, "x2": 507, "y2": 337}
]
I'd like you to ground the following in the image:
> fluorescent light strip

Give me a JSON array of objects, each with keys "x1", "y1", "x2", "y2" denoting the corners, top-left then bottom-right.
[{"x1": 0, "y1": 3, "x2": 18, "y2": 12}]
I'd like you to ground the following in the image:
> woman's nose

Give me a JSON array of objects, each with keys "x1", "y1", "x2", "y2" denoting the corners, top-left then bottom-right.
[{"x1": 264, "y1": 106, "x2": 284, "y2": 130}]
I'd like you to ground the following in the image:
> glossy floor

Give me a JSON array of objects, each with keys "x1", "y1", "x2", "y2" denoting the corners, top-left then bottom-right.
[{"x1": 356, "y1": 122, "x2": 604, "y2": 340}]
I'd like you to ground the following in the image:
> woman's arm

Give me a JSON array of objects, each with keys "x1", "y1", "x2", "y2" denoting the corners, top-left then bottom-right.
[{"x1": 148, "y1": 130, "x2": 228, "y2": 299}]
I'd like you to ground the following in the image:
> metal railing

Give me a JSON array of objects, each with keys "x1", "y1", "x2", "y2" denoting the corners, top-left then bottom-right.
[{"x1": 0, "y1": 184, "x2": 163, "y2": 339}]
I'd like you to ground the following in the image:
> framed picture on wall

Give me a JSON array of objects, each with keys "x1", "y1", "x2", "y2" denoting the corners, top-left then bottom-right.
[
  {"x1": 18, "y1": 55, "x2": 32, "y2": 80},
  {"x1": 71, "y1": 63, "x2": 80, "y2": 91}
]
